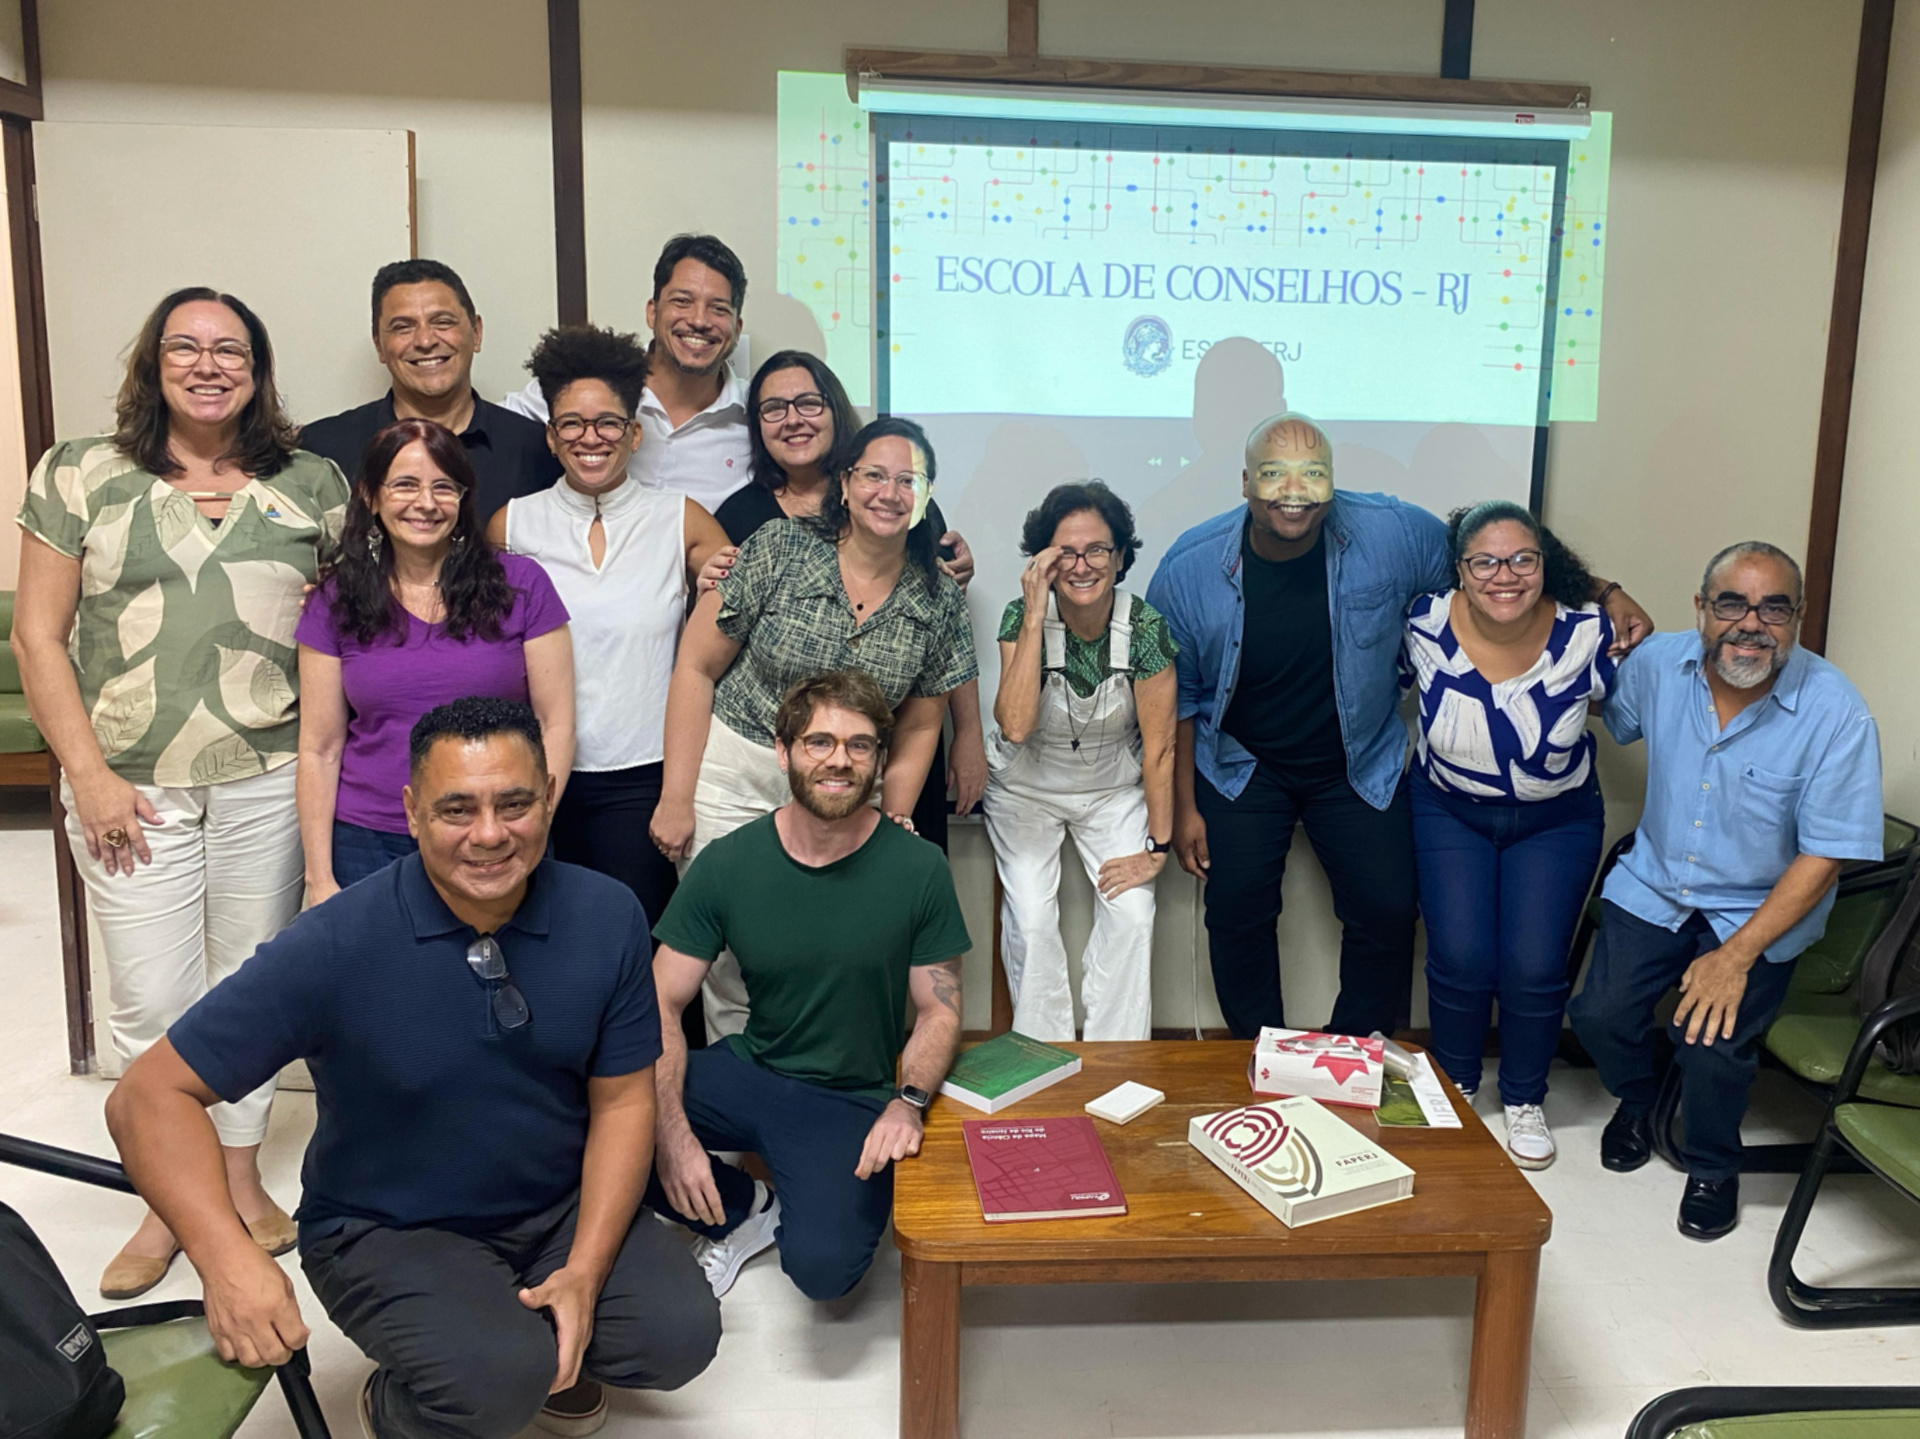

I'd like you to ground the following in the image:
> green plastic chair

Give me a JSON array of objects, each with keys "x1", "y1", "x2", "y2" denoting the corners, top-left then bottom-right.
[
  {"x1": 1769, "y1": 989, "x2": 1920, "y2": 1327},
  {"x1": 0, "y1": 1134, "x2": 331, "y2": 1438},
  {"x1": 1626, "y1": 1386, "x2": 1920, "y2": 1438}
]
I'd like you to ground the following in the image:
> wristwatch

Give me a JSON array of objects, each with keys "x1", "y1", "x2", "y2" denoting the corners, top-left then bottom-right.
[
  {"x1": 1145, "y1": 835, "x2": 1173, "y2": 855},
  {"x1": 894, "y1": 1084, "x2": 932, "y2": 1113}
]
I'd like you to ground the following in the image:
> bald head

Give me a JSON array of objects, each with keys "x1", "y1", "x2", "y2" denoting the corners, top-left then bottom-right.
[{"x1": 1245, "y1": 412, "x2": 1331, "y2": 470}]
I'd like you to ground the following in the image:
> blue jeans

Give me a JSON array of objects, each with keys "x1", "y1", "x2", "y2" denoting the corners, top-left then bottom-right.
[
  {"x1": 331, "y1": 820, "x2": 418, "y2": 889},
  {"x1": 1410, "y1": 773, "x2": 1604, "y2": 1105},
  {"x1": 643, "y1": 1043, "x2": 892, "y2": 1301}
]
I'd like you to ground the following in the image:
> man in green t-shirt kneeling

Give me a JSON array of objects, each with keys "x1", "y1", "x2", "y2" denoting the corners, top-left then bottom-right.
[{"x1": 646, "y1": 670, "x2": 971, "y2": 1300}]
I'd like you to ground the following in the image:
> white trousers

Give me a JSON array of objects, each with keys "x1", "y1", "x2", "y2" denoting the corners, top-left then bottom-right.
[
  {"x1": 982, "y1": 774, "x2": 1155, "y2": 1041},
  {"x1": 684, "y1": 721, "x2": 790, "y2": 1040},
  {"x1": 64, "y1": 761, "x2": 303, "y2": 1146}
]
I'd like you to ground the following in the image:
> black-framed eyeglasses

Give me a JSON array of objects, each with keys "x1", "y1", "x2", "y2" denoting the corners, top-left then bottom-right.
[
  {"x1": 466, "y1": 936, "x2": 530, "y2": 1031},
  {"x1": 1462, "y1": 550, "x2": 1542, "y2": 580},
  {"x1": 1058, "y1": 543, "x2": 1116, "y2": 571},
  {"x1": 1705, "y1": 593, "x2": 1800, "y2": 627},
  {"x1": 551, "y1": 414, "x2": 633, "y2": 443},
  {"x1": 758, "y1": 393, "x2": 827, "y2": 422}
]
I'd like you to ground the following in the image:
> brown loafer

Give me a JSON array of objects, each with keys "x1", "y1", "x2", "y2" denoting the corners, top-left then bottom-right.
[
  {"x1": 246, "y1": 1203, "x2": 298, "y2": 1258},
  {"x1": 100, "y1": 1240, "x2": 180, "y2": 1300}
]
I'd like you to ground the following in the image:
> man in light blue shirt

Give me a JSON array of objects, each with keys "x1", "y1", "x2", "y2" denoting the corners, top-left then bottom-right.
[{"x1": 1571, "y1": 541, "x2": 1882, "y2": 1240}]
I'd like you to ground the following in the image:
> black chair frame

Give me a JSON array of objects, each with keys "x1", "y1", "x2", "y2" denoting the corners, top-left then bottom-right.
[
  {"x1": 1629, "y1": 849, "x2": 1920, "y2": 1177},
  {"x1": 1767, "y1": 989, "x2": 1920, "y2": 1328},
  {"x1": 0, "y1": 1132, "x2": 333, "y2": 1437},
  {"x1": 1627, "y1": 1385, "x2": 1920, "y2": 1438}
]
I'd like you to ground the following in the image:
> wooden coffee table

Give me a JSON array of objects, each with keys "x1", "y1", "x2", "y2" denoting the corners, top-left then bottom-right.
[{"x1": 892, "y1": 1040, "x2": 1551, "y2": 1439}]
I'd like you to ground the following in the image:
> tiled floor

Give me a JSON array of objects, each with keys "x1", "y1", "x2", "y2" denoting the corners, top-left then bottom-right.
[{"x1": 2, "y1": 796, "x2": 1915, "y2": 1438}]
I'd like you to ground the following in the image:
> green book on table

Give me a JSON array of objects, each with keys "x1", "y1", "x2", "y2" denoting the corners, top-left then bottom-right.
[{"x1": 940, "y1": 1032, "x2": 1081, "y2": 1114}]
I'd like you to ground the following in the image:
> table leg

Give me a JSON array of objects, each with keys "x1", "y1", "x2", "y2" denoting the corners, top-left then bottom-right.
[
  {"x1": 900, "y1": 1255, "x2": 961, "y2": 1439},
  {"x1": 1465, "y1": 1246, "x2": 1540, "y2": 1439}
]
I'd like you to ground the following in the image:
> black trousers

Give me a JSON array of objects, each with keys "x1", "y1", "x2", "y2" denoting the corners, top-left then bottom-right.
[
  {"x1": 552, "y1": 764, "x2": 679, "y2": 928},
  {"x1": 1193, "y1": 764, "x2": 1418, "y2": 1039},
  {"x1": 551, "y1": 764, "x2": 703, "y2": 1050},
  {"x1": 1569, "y1": 902, "x2": 1800, "y2": 1181},
  {"x1": 302, "y1": 1191, "x2": 719, "y2": 1439}
]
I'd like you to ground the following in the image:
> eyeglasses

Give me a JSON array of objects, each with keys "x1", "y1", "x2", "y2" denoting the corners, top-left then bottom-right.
[
  {"x1": 1705, "y1": 594, "x2": 1800, "y2": 626},
  {"x1": 1462, "y1": 550, "x2": 1543, "y2": 580},
  {"x1": 758, "y1": 393, "x2": 827, "y2": 422},
  {"x1": 382, "y1": 477, "x2": 467, "y2": 505},
  {"x1": 848, "y1": 465, "x2": 929, "y2": 494},
  {"x1": 797, "y1": 732, "x2": 880, "y2": 761},
  {"x1": 160, "y1": 338, "x2": 253, "y2": 371},
  {"x1": 1058, "y1": 544, "x2": 1116, "y2": 570},
  {"x1": 466, "y1": 936, "x2": 530, "y2": 1031},
  {"x1": 551, "y1": 414, "x2": 633, "y2": 443}
]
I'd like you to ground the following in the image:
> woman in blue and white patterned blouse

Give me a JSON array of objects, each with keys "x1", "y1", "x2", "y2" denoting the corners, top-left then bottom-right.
[{"x1": 1401, "y1": 499, "x2": 1616, "y2": 1170}]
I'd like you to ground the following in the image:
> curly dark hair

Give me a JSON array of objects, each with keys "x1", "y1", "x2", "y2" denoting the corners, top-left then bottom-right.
[
  {"x1": 810, "y1": 416, "x2": 942, "y2": 591},
  {"x1": 409, "y1": 696, "x2": 546, "y2": 779},
  {"x1": 526, "y1": 325, "x2": 650, "y2": 414},
  {"x1": 1447, "y1": 500, "x2": 1595, "y2": 609},
  {"x1": 1019, "y1": 481, "x2": 1142, "y2": 582},
  {"x1": 746, "y1": 350, "x2": 858, "y2": 493},
  {"x1": 112, "y1": 287, "x2": 299, "y2": 479},
  {"x1": 326, "y1": 419, "x2": 513, "y2": 646}
]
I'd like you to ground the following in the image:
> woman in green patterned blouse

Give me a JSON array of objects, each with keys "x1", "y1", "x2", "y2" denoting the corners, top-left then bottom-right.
[
  {"x1": 652, "y1": 415, "x2": 977, "y2": 1039},
  {"x1": 12, "y1": 287, "x2": 347, "y2": 1298}
]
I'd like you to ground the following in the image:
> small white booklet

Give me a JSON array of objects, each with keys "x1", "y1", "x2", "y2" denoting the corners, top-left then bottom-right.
[
  {"x1": 1407, "y1": 1053, "x2": 1463, "y2": 1129},
  {"x1": 1085, "y1": 1081, "x2": 1165, "y2": 1125}
]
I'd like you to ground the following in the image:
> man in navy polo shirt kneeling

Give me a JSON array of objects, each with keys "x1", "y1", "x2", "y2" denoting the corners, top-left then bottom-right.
[{"x1": 104, "y1": 697, "x2": 719, "y2": 1439}]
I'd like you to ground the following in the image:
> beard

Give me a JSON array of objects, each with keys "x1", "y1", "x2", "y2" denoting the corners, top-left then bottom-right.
[
  {"x1": 1702, "y1": 624, "x2": 1787, "y2": 690},
  {"x1": 788, "y1": 760, "x2": 878, "y2": 821}
]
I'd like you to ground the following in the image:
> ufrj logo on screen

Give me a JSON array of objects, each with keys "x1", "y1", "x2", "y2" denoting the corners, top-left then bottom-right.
[{"x1": 1122, "y1": 315, "x2": 1173, "y2": 378}]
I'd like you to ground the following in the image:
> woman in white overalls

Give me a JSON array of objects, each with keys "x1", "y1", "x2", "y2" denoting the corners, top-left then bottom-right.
[{"x1": 984, "y1": 483, "x2": 1179, "y2": 1040}]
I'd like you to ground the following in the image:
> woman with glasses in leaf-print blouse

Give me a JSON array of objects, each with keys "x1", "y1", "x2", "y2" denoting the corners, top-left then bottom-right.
[{"x1": 11, "y1": 286, "x2": 347, "y2": 1298}]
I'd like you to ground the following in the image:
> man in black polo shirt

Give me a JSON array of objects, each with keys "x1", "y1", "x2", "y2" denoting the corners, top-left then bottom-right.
[
  {"x1": 104, "y1": 698, "x2": 718, "y2": 1439},
  {"x1": 302, "y1": 259, "x2": 561, "y2": 523}
]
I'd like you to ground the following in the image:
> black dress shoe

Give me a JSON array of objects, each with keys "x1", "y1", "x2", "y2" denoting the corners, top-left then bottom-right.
[
  {"x1": 1678, "y1": 1176, "x2": 1739, "y2": 1240},
  {"x1": 1600, "y1": 1104, "x2": 1653, "y2": 1172}
]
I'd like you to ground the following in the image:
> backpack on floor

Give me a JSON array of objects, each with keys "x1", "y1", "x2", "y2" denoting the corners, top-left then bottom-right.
[
  {"x1": 0, "y1": 1201, "x2": 124, "y2": 1439},
  {"x1": 1858, "y1": 855, "x2": 1920, "y2": 1074}
]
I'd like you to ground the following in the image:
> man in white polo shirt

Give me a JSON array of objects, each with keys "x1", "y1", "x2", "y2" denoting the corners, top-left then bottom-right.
[{"x1": 504, "y1": 234, "x2": 750, "y2": 511}]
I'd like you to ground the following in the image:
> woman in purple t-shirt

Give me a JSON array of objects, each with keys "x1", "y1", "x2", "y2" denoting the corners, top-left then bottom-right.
[{"x1": 296, "y1": 419, "x2": 574, "y2": 901}]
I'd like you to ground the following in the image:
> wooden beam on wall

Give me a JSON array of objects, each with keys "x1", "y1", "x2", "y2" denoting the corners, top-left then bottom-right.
[
  {"x1": 0, "y1": 0, "x2": 42, "y2": 123},
  {"x1": 5, "y1": 116, "x2": 50, "y2": 465},
  {"x1": 546, "y1": 0, "x2": 588, "y2": 326},
  {"x1": 845, "y1": 50, "x2": 1586, "y2": 109},
  {"x1": 1802, "y1": 0, "x2": 1895, "y2": 655},
  {"x1": 1008, "y1": 0, "x2": 1039, "y2": 59}
]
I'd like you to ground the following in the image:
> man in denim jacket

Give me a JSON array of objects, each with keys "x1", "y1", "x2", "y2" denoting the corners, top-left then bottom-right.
[{"x1": 1148, "y1": 413, "x2": 1650, "y2": 1039}]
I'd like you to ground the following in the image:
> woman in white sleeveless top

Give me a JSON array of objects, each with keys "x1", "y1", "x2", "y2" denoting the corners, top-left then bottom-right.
[
  {"x1": 486, "y1": 325, "x2": 727, "y2": 926},
  {"x1": 984, "y1": 483, "x2": 1179, "y2": 1040}
]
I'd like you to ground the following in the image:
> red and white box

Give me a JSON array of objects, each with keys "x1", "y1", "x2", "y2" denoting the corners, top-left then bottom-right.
[{"x1": 1248, "y1": 1028, "x2": 1385, "y2": 1109}]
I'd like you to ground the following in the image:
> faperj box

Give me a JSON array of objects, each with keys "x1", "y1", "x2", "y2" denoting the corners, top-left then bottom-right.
[{"x1": 1248, "y1": 1028, "x2": 1385, "y2": 1109}]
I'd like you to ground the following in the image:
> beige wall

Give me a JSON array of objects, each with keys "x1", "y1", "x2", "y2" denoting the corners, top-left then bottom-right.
[
  {"x1": 36, "y1": 0, "x2": 558, "y2": 417},
  {"x1": 1828, "y1": 1, "x2": 1920, "y2": 819}
]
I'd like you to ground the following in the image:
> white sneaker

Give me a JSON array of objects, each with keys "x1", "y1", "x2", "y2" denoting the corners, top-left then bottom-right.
[
  {"x1": 1504, "y1": 1104, "x2": 1556, "y2": 1170},
  {"x1": 691, "y1": 1181, "x2": 780, "y2": 1298}
]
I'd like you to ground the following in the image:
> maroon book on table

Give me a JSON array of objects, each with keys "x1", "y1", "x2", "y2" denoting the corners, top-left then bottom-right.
[{"x1": 961, "y1": 1115, "x2": 1128, "y2": 1222}]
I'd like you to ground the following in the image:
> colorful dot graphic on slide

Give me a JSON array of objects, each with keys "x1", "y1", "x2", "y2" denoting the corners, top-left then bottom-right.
[{"x1": 775, "y1": 74, "x2": 1611, "y2": 421}]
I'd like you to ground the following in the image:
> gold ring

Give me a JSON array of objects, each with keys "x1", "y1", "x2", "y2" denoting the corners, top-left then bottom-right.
[{"x1": 103, "y1": 828, "x2": 131, "y2": 849}]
